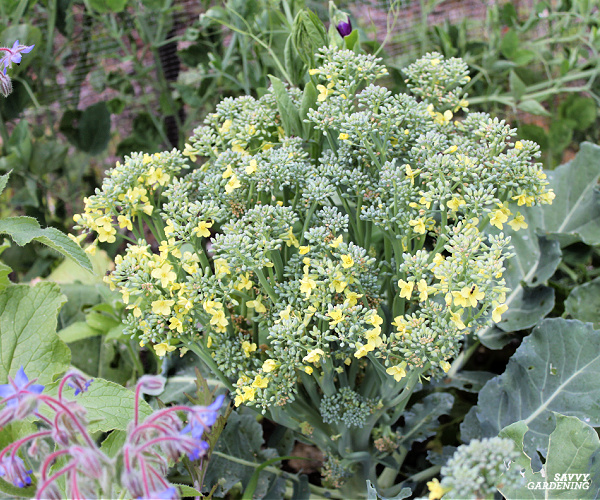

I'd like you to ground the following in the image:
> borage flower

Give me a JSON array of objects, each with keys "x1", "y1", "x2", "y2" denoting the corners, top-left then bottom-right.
[
  {"x1": 0, "y1": 40, "x2": 35, "y2": 68},
  {"x1": 0, "y1": 366, "x2": 45, "y2": 408},
  {"x1": 0, "y1": 454, "x2": 33, "y2": 488},
  {"x1": 181, "y1": 394, "x2": 226, "y2": 439}
]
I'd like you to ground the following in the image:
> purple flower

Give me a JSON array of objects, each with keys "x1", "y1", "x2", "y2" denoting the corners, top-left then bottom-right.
[
  {"x1": 1, "y1": 40, "x2": 34, "y2": 68},
  {"x1": 0, "y1": 366, "x2": 44, "y2": 407},
  {"x1": 66, "y1": 373, "x2": 93, "y2": 396},
  {"x1": 137, "y1": 486, "x2": 178, "y2": 500},
  {"x1": 181, "y1": 394, "x2": 225, "y2": 439},
  {"x1": 185, "y1": 439, "x2": 209, "y2": 461},
  {"x1": 336, "y1": 17, "x2": 352, "y2": 37},
  {"x1": 0, "y1": 454, "x2": 33, "y2": 488}
]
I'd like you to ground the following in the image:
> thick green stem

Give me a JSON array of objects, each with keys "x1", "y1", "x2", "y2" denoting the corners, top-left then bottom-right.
[
  {"x1": 254, "y1": 268, "x2": 279, "y2": 303},
  {"x1": 187, "y1": 342, "x2": 235, "y2": 392}
]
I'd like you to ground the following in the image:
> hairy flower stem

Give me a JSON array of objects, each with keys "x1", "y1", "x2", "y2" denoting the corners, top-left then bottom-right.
[{"x1": 37, "y1": 395, "x2": 96, "y2": 448}]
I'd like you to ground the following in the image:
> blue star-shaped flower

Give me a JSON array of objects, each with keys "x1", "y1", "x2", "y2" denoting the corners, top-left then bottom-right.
[{"x1": 0, "y1": 366, "x2": 44, "y2": 406}]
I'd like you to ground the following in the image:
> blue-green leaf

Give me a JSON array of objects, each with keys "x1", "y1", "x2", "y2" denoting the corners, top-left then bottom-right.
[
  {"x1": 525, "y1": 142, "x2": 600, "y2": 245},
  {"x1": 565, "y1": 277, "x2": 600, "y2": 329},
  {"x1": 462, "y1": 319, "x2": 600, "y2": 467},
  {"x1": 499, "y1": 415, "x2": 600, "y2": 499}
]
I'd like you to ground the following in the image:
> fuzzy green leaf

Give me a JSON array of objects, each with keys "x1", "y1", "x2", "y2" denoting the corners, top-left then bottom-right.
[
  {"x1": 204, "y1": 412, "x2": 281, "y2": 498},
  {"x1": 175, "y1": 484, "x2": 203, "y2": 497},
  {"x1": 100, "y1": 430, "x2": 127, "y2": 458},
  {"x1": 0, "y1": 217, "x2": 92, "y2": 273},
  {"x1": 47, "y1": 378, "x2": 152, "y2": 433},
  {"x1": 0, "y1": 172, "x2": 9, "y2": 196},
  {"x1": 518, "y1": 99, "x2": 551, "y2": 117},
  {"x1": 0, "y1": 283, "x2": 70, "y2": 386}
]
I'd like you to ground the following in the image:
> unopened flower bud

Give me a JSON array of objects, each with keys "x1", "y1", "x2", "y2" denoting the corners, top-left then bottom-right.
[
  {"x1": 336, "y1": 17, "x2": 352, "y2": 37},
  {"x1": 28, "y1": 437, "x2": 50, "y2": 458},
  {"x1": 0, "y1": 407, "x2": 15, "y2": 427},
  {"x1": 136, "y1": 375, "x2": 166, "y2": 396},
  {"x1": 0, "y1": 71, "x2": 12, "y2": 98}
]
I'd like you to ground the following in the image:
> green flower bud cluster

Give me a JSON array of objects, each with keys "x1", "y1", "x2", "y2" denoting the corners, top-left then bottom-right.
[
  {"x1": 321, "y1": 454, "x2": 352, "y2": 490},
  {"x1": 428, "y1": 437, "x2": 524, "y2": 499},
  {"x1": 320, "y1": 387, "x2": 374, "y2": 428},
  {"x1": 74, "y1": 46, "x2": 553, "y2": 428},
  {"x1": 213, "y1": 204, "x2": 299, "y2": 270},
  {"x1": 403, "y1": 51, "x2": 470, "y2": 111}
]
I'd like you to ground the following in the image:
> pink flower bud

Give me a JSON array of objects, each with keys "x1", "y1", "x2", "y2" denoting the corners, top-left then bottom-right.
[{"x1": 136, "y1": 375, "x2": 166, "y2": 396}]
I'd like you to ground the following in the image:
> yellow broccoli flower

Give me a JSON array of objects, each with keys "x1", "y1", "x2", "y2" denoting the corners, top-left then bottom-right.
[
  {"x1": 151, "y1": 263, "x2": 177, "y2": 288},
  {"x1": 241, "y1": 340, "x2": 257, "y2": 357},
  {"x1": 193, "y1": 220, "x2": 213, "y2": 238},
  {"x1": 397, "y1": 279, "x2": 414, "y2": 299},
  {"x1": 169, "y1": 317, "x2": 184, "y2": 333},
  {"x1": 492, "y1": 303, "x2": 508, "y2": 323},
  {"x1": 447, "y1": 197, "x2": 466, "y2": 212},
  {"x1": 409, "y1": 218, "x2": 427, "y2": 234},
  {"x1": 508, "y1": 213, "x2": 528, "y2": 231},
  {"x1": 449, "y1": 309, "x2": 466, "y2": 330},
  {"x1": 262, "y1": 359, "x2": 279, "y2": 373},
  {"x1": 225, "y1": 173, "x2": 241, "y2": 193},
  {"x1": 489, "y1": 208, "x2": 509, "y2": 229},
  {"x1": 386, "y1": 364, "x2": 406, "y2": 382},
  {"x1": 341, "y1": 254, "x2": 354, "y2": 268},
  {"x1": 328, "y1": 308, "x2": 345, "y2": 327},
  {"x1": 117, "y1": 215, "x2": 133, "y2": 231},
  {"x1": 247, "y1": 297, "x2": 267, "y2": 313},
  {"x1": 303, "y1": 348, "x2": 325, "y2": 364},
  {"x1": 252, "y1": 375, "x2": 269, "y2": 388},
  {"x1": 219, "y1": 119, "x2": 232, "y2": 134},
  {"x1": 97, "y1": 225, "x2": 117, "y2": 243},
  {"x1": 154, "y1": 342, "x2": 176, "y2": 357},
  {"x1": 300, "y1": 275, "x2": 317, "y2": 297},
  {"x1": 330, "y1": 272, "x2": 348, "y2": 293},
  {"x1": 246, "y1": 159, "x2": 258, "y2": 174},
  {"x1": 214, "y1": 258, "x2": 230, "y2": 277},
  {"x1": 344, "y1": 290, "x2": 363, "y2": 306},
  {"x1": 330, "y1": 235, "x2": 343, "y2": 248},
  {"x1": 152, "y1": 299, "x2": 175, "y2": 316},
  {"x1": 452, "y1": 284, "x2": 485, "y2": 308},
  {"x1": 427, "y1": 478, "x2": 449, "y2": 500},
  {"x1": 317, "y1": 82, "x2": 334, "y2": 101},
  {"x1": 235, "y1": 273, "x2": 253, "y2": 291}
]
